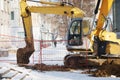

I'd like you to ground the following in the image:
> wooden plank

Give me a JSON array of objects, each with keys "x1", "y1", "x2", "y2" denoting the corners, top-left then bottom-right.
[
  {"x1": 2, "y1": 70, "x2": 18, "y2": 78},
  {"x1": 9, "y1": 66, "x2": 31, "y2": 74},
  {"x1": 0, "y1": 67, "x2": 10, "y2": 75},
  {"x1": 11, "y1": 73, "x2": 26, "y2": 80}
]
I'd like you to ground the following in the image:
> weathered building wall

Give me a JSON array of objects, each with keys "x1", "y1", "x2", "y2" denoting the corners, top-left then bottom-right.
[{"x1": 0, "y1": 0, "x2": 11, "y2": 49}]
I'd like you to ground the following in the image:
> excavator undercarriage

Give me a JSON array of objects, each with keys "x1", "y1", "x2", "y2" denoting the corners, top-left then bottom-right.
[{"x1": 65, "y1": 37, "x2": 120, "y2": 68}]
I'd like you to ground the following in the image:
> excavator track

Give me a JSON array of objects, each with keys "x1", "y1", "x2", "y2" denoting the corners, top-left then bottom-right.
[
  {"x1": 64, "y1": 53, "x2": 120, "y2": 69},
  {"x1": 64, "y1": 54, "x2": 99, "y2": 68}
]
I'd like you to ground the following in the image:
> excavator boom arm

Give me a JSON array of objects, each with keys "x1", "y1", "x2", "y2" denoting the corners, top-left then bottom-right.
[
  {"x1": 20, "y1": 0, "x2": 85, "y2": 18},
  {"x1": 28, "y1": 6, "x2": 84, "y2": 18},
  {"x1": 17, "y1": 0, "x2": 84, "y2": 64},
  {"x1": 95, "y1": 0, "x2": 114, "y2": 35}
]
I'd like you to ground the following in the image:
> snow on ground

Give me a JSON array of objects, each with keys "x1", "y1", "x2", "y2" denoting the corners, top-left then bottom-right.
[
  {"x1": 0, "y1": 43, "x2": 120, "y2": 80},
  {"x1": 31, "y1": 70, "x2": 120, "y2": 80},
  {"x1": 0, "y1": 62, "x2": 120, "y2": 80}
]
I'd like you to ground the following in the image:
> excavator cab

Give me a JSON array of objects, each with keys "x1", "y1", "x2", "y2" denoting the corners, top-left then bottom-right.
[
  {"x1": 66, "y1": 18, "x2": 90, "y2": 52},
  {"x1": 67, "y1": 18, "x2": 83, "y2": 46}
]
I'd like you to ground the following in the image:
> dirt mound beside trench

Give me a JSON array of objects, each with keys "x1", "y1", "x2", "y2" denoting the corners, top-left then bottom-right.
[
  {"x1": 33, "y1": 63, "x2": 70, "y2": 71},
  {"x1": 30, "y1": 59, "x2": 120, "y2": 77},
  {"x1": 83, "y1": 59, "x2": 120, "y2": 77},
  {"x1": 92, "y1": 59, "x2": 120, "y2": 77},
  {"x1": 93, "y1": 64, "x2": 120, "y2": 77}
]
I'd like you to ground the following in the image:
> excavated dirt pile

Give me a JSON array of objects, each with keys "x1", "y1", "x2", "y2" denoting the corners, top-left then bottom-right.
[
  {"x1": 93, "y1": 64, "x2": 120, "y2": 77},
  {"x1": 30, "y1": 59, "x2": 120, "y2": 77},
  {"x1": 33, "y1": 63, "x2": 70, "y2": 71},
  {"x1": 92, "y1": 59, "x2": 120, "y2": 77}
]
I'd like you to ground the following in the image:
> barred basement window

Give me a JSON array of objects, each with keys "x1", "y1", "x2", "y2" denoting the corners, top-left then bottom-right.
[{"x1": 11, "y1": 11, "x2": 14, "y2": 20}]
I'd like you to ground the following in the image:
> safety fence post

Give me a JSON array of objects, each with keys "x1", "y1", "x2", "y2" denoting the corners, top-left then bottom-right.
[{"x1": 39, "y1": 40, "x2": 43, "y2": 64}]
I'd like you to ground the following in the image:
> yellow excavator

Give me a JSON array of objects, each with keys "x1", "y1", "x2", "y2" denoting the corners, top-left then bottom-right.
[
  {"x1": 17, "y1": 0, "x2": 85, "y2": 64},
  {"x1": 18, "y1": 0, "x2": 120, "y2": 68},
  {"x1": 65, "y1": 0, "x2": 120, "y2": 68}
]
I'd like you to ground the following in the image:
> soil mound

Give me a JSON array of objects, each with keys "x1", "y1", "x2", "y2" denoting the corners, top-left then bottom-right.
[
  {"x1": 29, "y1": 59, "x2": 120, "y2": 77},
  {"x1": 93, "y1": 59, "x2": 120, "y2": 77},
  {"x1": 33, "y1": 63, "x2": 70, "y2": 71},
  {"x1": 93, "y1": 64, "x2": 120, "y2": 77}
]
